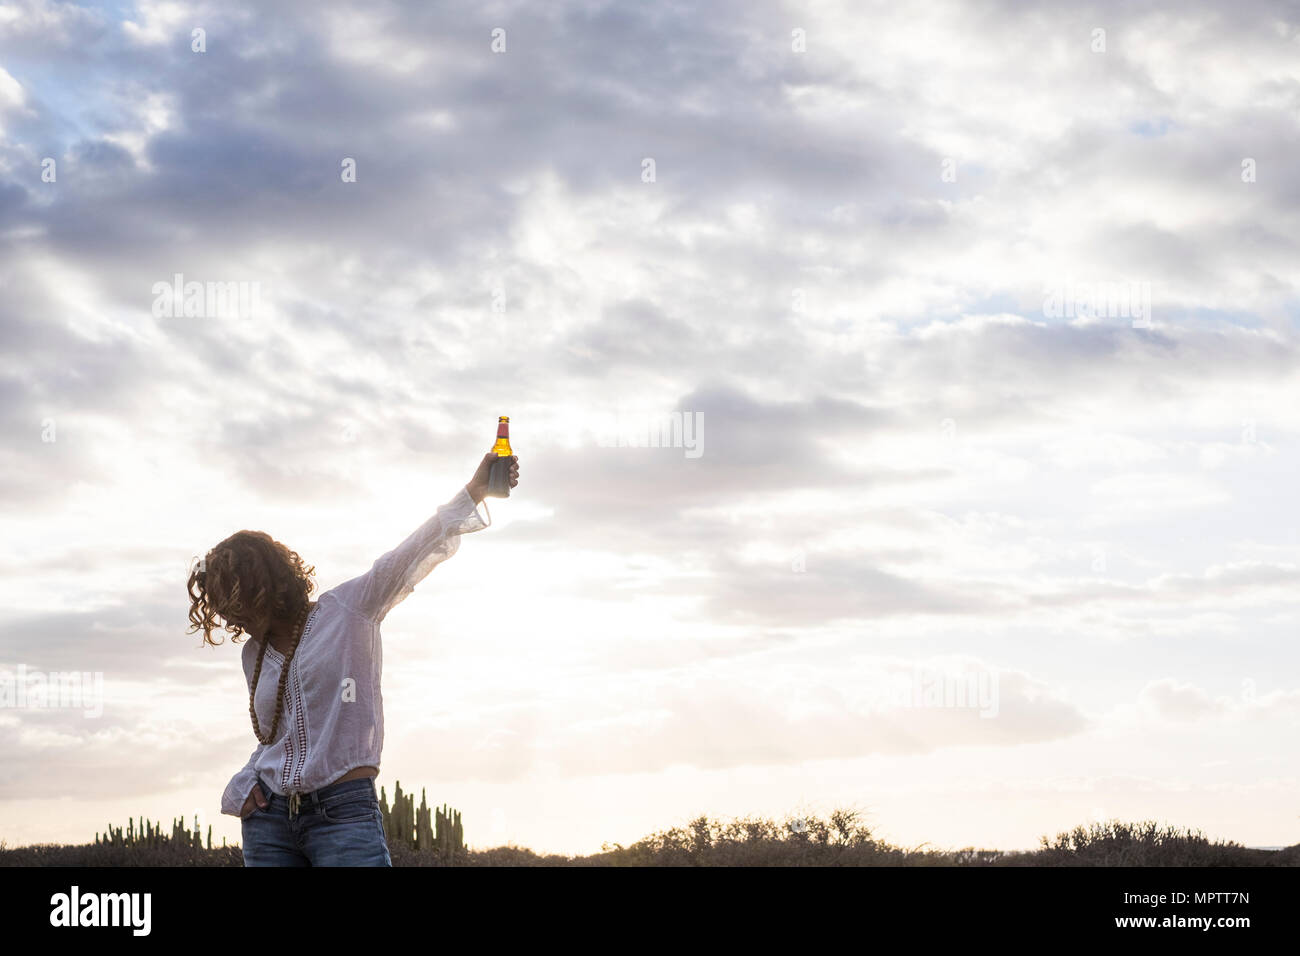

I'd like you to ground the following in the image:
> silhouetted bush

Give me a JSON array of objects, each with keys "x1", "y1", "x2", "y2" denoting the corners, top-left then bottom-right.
[{"x1": 3, "y1": 811, "x2": 1294, "y2": 867}]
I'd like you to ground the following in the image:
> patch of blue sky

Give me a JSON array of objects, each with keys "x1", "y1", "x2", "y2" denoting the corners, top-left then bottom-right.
[{"x1": 1129, "y1": 116, "x2": 1173, "y2": 137}]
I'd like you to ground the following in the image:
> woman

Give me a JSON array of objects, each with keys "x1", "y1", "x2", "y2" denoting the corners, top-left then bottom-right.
[{"x1": 186, "y1": 452, "x2": 519, "y2": 866}]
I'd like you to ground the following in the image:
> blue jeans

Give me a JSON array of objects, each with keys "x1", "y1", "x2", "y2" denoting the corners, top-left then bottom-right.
[{"x1": 240, "y1": 773, "x2": 392, "y2": 867}]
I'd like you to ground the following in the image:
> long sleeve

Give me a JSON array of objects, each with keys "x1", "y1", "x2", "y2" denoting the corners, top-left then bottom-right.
[
  {"x1": 329, "y1": 485, "x2": 491, "y2": 623},
  {"x1": 221, "y1": 745, "x2": 264, "y2": 817}
]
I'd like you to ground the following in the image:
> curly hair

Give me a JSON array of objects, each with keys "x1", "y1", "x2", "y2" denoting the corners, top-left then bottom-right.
[{"x1": 187, "y1": 530, "x2": 316, "y2": 648}]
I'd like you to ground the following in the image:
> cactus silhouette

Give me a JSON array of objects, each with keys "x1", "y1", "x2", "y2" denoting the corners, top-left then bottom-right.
[
  {"x1": 376, "y1": 780, "x2": 464, "y2": 863},
  {"x1": 88, "y1": 780, "x2": 467, "y2": 862}
]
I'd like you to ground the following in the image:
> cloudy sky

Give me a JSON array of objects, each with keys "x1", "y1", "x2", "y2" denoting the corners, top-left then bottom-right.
[{"x1": 1, "y1": 0, "x2": 1297, "y2": 855}]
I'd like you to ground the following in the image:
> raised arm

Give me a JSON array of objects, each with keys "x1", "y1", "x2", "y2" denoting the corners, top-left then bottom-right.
[{"x1": 329, "y1": 484, "x2": 492, "y2": 624}]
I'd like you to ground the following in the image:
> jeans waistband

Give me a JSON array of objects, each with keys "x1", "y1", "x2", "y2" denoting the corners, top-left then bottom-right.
[{"x1": 258, "y1": 774, "x2": 377, "y2": 819}]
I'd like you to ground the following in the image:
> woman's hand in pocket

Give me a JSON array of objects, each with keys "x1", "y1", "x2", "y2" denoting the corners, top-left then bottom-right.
[{"x1": 240, "y1": 783, "x2": 268, "y2": 818}]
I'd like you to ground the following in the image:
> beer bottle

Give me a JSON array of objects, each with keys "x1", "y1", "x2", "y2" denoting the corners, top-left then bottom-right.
[{"x1": 487, "y1": 416, "x2": 513, "y2": 497}]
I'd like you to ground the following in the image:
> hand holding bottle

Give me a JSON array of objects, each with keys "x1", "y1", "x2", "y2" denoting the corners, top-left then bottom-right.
[{"x1": 468, "y1": 452, "x2": 519, "y2": 504}]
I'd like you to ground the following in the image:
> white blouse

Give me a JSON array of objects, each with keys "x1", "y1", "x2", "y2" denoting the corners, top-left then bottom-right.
[{"x1": 220, "y1": 485, "x2": 491, "y2": 816}]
